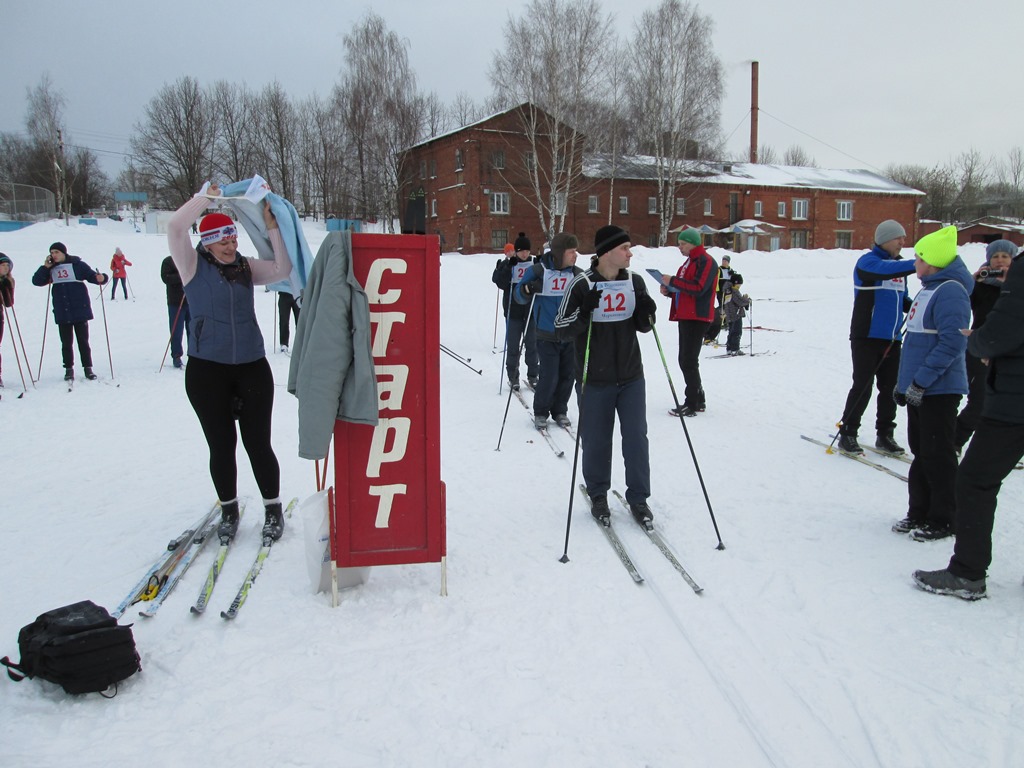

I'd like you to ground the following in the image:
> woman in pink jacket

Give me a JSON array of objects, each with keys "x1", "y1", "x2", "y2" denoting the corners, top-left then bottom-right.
[{"x1": 109, "y1": 247, "x2": 132, "y2": 300}]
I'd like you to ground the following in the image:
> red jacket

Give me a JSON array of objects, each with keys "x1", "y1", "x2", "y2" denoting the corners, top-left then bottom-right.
[
  {"x1": 667, "y1": 246, "x2": 718, "y2": 322},
  {"x1": 110, "y1": 252, "x2": 132, "y2": 279}
]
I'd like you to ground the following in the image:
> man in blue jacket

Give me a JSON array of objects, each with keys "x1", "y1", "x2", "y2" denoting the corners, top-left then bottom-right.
[
  {"x1": 892, "y1": 226, "x2": 972, "y2": 541},
  {"x1": 837, "y1": 220, "x2": 916, "y2": 454},
  {"x1": 31, "y1": 242, "x2": 107, "y2": 382}
]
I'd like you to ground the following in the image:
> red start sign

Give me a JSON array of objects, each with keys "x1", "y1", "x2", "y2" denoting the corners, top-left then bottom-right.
[{"x1": 330, "y1": 233, "x2": 446, "y2": 576}]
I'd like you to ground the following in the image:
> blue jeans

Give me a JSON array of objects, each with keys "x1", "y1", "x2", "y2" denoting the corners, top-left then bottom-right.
[
  {"x1": 168, "y1": 302, "x2": 191, "y2": 360},
  {"x1": 578, "y1": 377, "x2": 650, "y2": 503}
]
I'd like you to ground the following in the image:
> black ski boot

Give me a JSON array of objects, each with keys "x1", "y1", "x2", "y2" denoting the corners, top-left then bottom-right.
[
  {"x1": 589, "y1": 494, "x2": 610, "y2": 525},
  {"x1": 875, "y1": 433, "x2": 905, "y2": 455},
  {"x1": 84, "y1": 367, "x2": 98, "y2": 381},
  {"x1": 262, "y1": 501, "x2": 284, "y2": 541},
  {"x1": 64, "y1": 367, "x2": 74, "y2": 382},
  {"x1": 629, "y1": 501, "x2": 654, "y2": 528},
  {"x1": 217, "y1": 500, "x2": 240, "y2": 543},
  {"x1": 837, "y1": 433, "x2": 862, "y2": 454}
]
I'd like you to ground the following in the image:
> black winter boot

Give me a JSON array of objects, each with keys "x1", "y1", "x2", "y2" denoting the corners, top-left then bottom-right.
[
  {"x1": 875, "y1": 433, "x2": 905, "y2": 455},
  {"x1": 84, "y1": 367, "x2": 98, "y2": 381},
  {"x1": 589, "y1": 494, "x2": 610, "y2": 525},
  {"x1": 217, "y1": 500, "x2": 240, "y2": 542},
  {"x1": 837, "y1": 433, "x2": 862, "y2": 454},
  {"x1": 262, "y1": 502, "x2": 284, "y2": 541},
  {"x1": 64, "y1": 367, "x2": 74, "y2": 381}
]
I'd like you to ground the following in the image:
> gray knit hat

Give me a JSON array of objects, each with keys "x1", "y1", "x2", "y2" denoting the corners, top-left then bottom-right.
[
  {"x1": 874, "y1": 220, "x2": 906, "y2": 245},
  {"x1": 985, "y1": 239, "x2": 1018, "y2": 262}
]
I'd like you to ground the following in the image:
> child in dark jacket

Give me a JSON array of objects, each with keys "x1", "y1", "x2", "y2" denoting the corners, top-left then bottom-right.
[{"x1": 723, "y1": 272, "x2": 751, "y2": 355}]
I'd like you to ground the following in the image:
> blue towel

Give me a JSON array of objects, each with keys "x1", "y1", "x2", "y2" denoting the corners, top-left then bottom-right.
[{"x1": 220, "y1": 178, "x2": 314, "y2": 302}]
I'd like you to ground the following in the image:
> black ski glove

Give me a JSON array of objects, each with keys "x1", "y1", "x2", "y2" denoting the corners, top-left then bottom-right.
[{"x1": 582, "y1": 286, "x2": 603, "y2": 312}]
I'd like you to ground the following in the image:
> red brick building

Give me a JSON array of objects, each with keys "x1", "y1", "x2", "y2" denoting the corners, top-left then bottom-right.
[{"x1": 400, "y1": 104, "x2": 923, "y2": 254}]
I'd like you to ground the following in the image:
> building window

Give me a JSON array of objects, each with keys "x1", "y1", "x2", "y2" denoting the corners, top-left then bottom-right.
[
  {"x1": 778, "y1": 201, "x2": 786, "y2": 218},
  {"x1": 753, "y1": 200, "x2": 762, "y2": 217},
  {"x1": 525, "y1": 151, "x2": 536, "y2": 171},
  {"x1": 491, "y1": 230, "x2": 508, "y2": 249},
  {"x1": 704, "y1": 199, "x2": 712, "y2": 216},
  {"x1": 455, "y1": 149, "x2": 464, "y2": 171},
  {"x1": 457, "y1": 230, "x2": 464, "y2": 250},
  {"x1": 419, "y1": 160, "x2": 426, "y2": 179},
  {"x1": 588, "y1": 195, "x2": 599, "y2": 214},
  {"x1": 835, "y1": 231, "x2": 852, "y2": 248},
  {"x1": 430, "y1": 159, "x2": 437, "y2": 177},
  {"x1": 791, "y1": 230, "x2": 809, "y2": 248},
  {"x1": 837, "y1": 200, "x2": 853, "y2": 221},
  {"x1": 489, "y1": 192, "x2": 510, "y2": 215},
  {"x1": 793, "y1": 199, "x2": 809, "y2": 220},
  {"x1": 430, "y1": 199, "x2": 437, "y2": 218},
  {"x1": 619, "y1": 196, "x2": 629, "y2": 214},
  {"x1": 490, "y1": 150, "x2": 505, "y2": 170},
  {"x1": 675, "y1": 197, "x2": 686, "y2": 215},
  {"x1": 648, "y1": 197, "x2": 658, "y2": 215},
  {"x1": 554, "y1": 192, "x2": 567, "y2": 216}
]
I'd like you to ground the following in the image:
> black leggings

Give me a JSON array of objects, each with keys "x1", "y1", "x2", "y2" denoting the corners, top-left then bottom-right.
[{"x1": 185, "y1": 356, "x2": 280, "y2": 502}]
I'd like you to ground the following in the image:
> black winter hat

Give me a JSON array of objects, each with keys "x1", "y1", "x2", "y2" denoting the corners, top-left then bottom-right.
[
  {"x1": 730, "y1": 272, "x2": 743, "y2": 285},
  {"x1": 594, "y1": 225, "x2": 629, "y2": 257},
  {"x1": 0, "y1": 252, "x2": 11, "y2": 270},
  {"x1": 513, "y1": 232, "x2": 531, "y2": 252},
  {"x1": 49, "y1": 242, "x2": 68, "y2": 255}
]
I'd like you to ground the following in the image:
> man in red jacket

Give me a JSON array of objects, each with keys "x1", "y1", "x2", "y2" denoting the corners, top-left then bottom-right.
[{"x1": 660, "y1": 228, "x2": 719, "y2": 416}]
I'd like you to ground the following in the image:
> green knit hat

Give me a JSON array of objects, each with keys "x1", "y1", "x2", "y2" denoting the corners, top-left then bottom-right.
[
  {"x1": 678, "y1": 228, "x2": 701, "y2": 246},
  {"x1": 914, "y1": 226, "x2": 957, "y2": 269}
]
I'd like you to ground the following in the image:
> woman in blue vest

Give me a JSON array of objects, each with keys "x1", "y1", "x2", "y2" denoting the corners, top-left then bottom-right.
[{"x1": 167, "y1": 184, "x2": 292, "y2": 543}]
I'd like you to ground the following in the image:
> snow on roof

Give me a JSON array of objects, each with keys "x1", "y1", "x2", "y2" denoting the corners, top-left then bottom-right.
[{"x1": 582, "y1": 155, "x2": 923, "y2": 196}]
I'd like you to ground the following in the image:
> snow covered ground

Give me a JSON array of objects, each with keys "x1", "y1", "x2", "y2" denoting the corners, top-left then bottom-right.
[{"x1": 1, "y1": 217, "x2": 1021, "y2": 767}]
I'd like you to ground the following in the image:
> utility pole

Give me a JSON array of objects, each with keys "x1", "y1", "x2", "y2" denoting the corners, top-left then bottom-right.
[{"x1": 57, "y1": 129, "x2": 69, "y2": 225}]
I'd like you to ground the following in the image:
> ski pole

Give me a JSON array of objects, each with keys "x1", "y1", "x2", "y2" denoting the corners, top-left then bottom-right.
[
  {"x1": 36, "y1": 285, "x2": 50, "y2": 382},
  {"x1": 158, "y1": 295, "x2": 186, "y2": 372},
  {"x1": 828, "y1": 329, "x2": 905, "y2": 453},
  {"x1": 492, "y1": 290, "x2": 500, "y2": 350},
  {"x1": 495, "y1": 293, "x2": 538, "y2": 451},
  {"x1": 9, "y1": 305, "x2": 35, "y2": 386},
  {"x1": 98, "y1": 280, "x2": 115, "y2": 379},
  {"x1": 440, "y1": 343, "x2": 473, "y2": 364},
  {"x1": 650, "y1": 321, "x2": 725, "y2": 550},
  {"x1": 126, "y1": 273, "x2": 136, "y2": 300},
  {"x1": 2, "y1": 303, "x2": 28, "y2": 395},
  {"x1": 748, "y1": 299, "x2": 753, "y2": 356},
  {"x1": 559, "y1": 316, "x2": 593, "y2": 564},
  {"x1": 441, "y1": 345, "x2": 482, "y2": 375}
]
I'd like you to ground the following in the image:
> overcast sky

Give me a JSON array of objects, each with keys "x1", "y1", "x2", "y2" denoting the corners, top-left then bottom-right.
[{"x1": 2, "y1": 0, "x2": 1020, "y2": 183}]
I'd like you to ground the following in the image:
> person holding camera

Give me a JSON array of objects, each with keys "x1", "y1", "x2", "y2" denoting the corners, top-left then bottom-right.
[
  {"x1": 892, "y1": 226, "x2": 972, "y2": 541},
  {"x1": 953, "y1": 240, "x2": 1016, "y2": 451},
  {"x1": 31, "y1": 242, "x2": 107, "y2": 382}
]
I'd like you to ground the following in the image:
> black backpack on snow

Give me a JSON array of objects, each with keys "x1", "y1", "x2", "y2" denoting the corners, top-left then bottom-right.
[{"x1": 1, "y1": 600, "x2": 141, "y2": 695}]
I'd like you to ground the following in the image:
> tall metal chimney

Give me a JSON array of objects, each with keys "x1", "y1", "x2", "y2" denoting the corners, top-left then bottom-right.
[{"x1": 749, "y1": 61, "x2": 759, "y2": 164}]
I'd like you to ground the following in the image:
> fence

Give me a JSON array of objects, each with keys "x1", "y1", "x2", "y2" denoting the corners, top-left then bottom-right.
[{"x1": 0, "y1": 182, "x2": 57, "y2": 220}]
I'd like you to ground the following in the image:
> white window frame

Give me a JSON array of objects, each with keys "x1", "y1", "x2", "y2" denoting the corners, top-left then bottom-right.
[
  {"x1": 619, "y1": 196, "x2": 629, "y2": 215},
  {"x1": 588, "y1": 195, "x2": 599, "y2": 214},
  {"x1": 489, "y1": 192, "x2": 510, "y2": 215},
  {"x1": 455, "y1": 149, "x2": 464, "y2": 171},
  {"x1": 553, "y1": 192, "x2": 567, "y2": 217},
  {"x1": 753, "y1": 200, "x2": 762, "y2": 217},
  {"x1": 703, "y1": 198, "x2": 712, "y2": 216},
  {"x1": 837, "y1": 200, "x2": 853, "y2": 221},
  {"x1": 491, "y1": 150, "x2": 505, "y2": 170},
  {"x1": 793, "y1": 198, "x2": 809, "y2": 220},
  {"x1": 430, "y1": 199, "x2": 437, "y2": 218},
  {"x1": 648, "y1": 196, "x2": 658, "y2": 215},
  {"x1": 675, "y1": 197, "x2": 686, "y2": 216},
  {"x1": 835, "y1": 231, "x2": 853, "y2": 249},
  {"x1": 778, "y1": 201, "x2": 786, "y2": 218}
]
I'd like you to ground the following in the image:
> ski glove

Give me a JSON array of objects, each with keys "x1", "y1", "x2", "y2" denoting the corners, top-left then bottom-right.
[
  {"x1": 582, "y1": 286, "x2": 603, "y2": 312},
  {"x1": 894, "y1": 382, "x2": 925, "y2": 408}
]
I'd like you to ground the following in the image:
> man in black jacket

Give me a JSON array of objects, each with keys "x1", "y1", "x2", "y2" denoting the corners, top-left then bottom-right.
[
  {"x1": 554, "y1": 225, "x2": 658, "y2": 526},
  {"x1": 491, "y1": 234, "x2": 538, "y2": 391},
  {"x1": 914, "y1": 243, "x2": 1023, "y2": 600},
  {"x1": 161, "y1": 255, "x2": 191, "y2": 369}
]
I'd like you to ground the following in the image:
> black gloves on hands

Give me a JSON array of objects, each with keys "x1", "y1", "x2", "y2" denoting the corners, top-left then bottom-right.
[
  {"x1": 582, "y1": 286, "x2": 603, "y2": 312},
  {"x1": 894, "y1": 382, "x2": 925, "y2": 408}
]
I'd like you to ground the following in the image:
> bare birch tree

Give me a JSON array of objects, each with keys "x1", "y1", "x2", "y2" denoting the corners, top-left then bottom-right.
[
  {"x1": 489, "y1": 0, "x2": 613, "y2": 239},
  {"x1": 211, "y1": 81, "x2": 258, "y2": 182},
  {"x1": 130, "y1": 76, "x2": 216, "y2": 206},
  {"x1": 626, "y1": 0, "x2": 723, "y2": 242},
  {"x1": 252, "y1": 81, "x2": 299, "y2": 202}
]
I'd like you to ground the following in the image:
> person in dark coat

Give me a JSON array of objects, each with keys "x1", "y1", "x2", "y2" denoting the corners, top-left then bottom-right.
[
  {"x1": 953, "y1": 239, "x2": 1016, "y2": 451},
  {"x1": 31, "y1": 242, "x2": 107, "y2": 381},
  {"x1": 160, "y1": 255, "x2": 191, "y2": 369},
  {"x1": 837, "y1": 220, "x2": 916, "y2": 455},
  {"x1": 0, "y1": 253, "x2": 14, "y2": 388},
  {"x1": 492, "y1": 233, "x2": 539, "y2": 390},
  {"x1": 555, "y1": 225, "x2": 658, "y2": 526},
  {"x1": 277, "y1": 290, "x2": 299, "y2": 352},
  {"x1": 913, "y1": 241, "x2": 1024, "y2": 600}
]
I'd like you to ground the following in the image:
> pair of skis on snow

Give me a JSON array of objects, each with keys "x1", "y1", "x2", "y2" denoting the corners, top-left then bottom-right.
[
  {"x1": 577, "y1": 485, "x2": 703, "y2": 594},
  {"x1": 801, "y1": 435, "x2": 909, "y2": 482},
  {"x1": 512, "y1": 378, "x2": 575, "y2": 458},
  {"x1": 112, "y1": 498, "x2": 297, "y2": 621}
]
